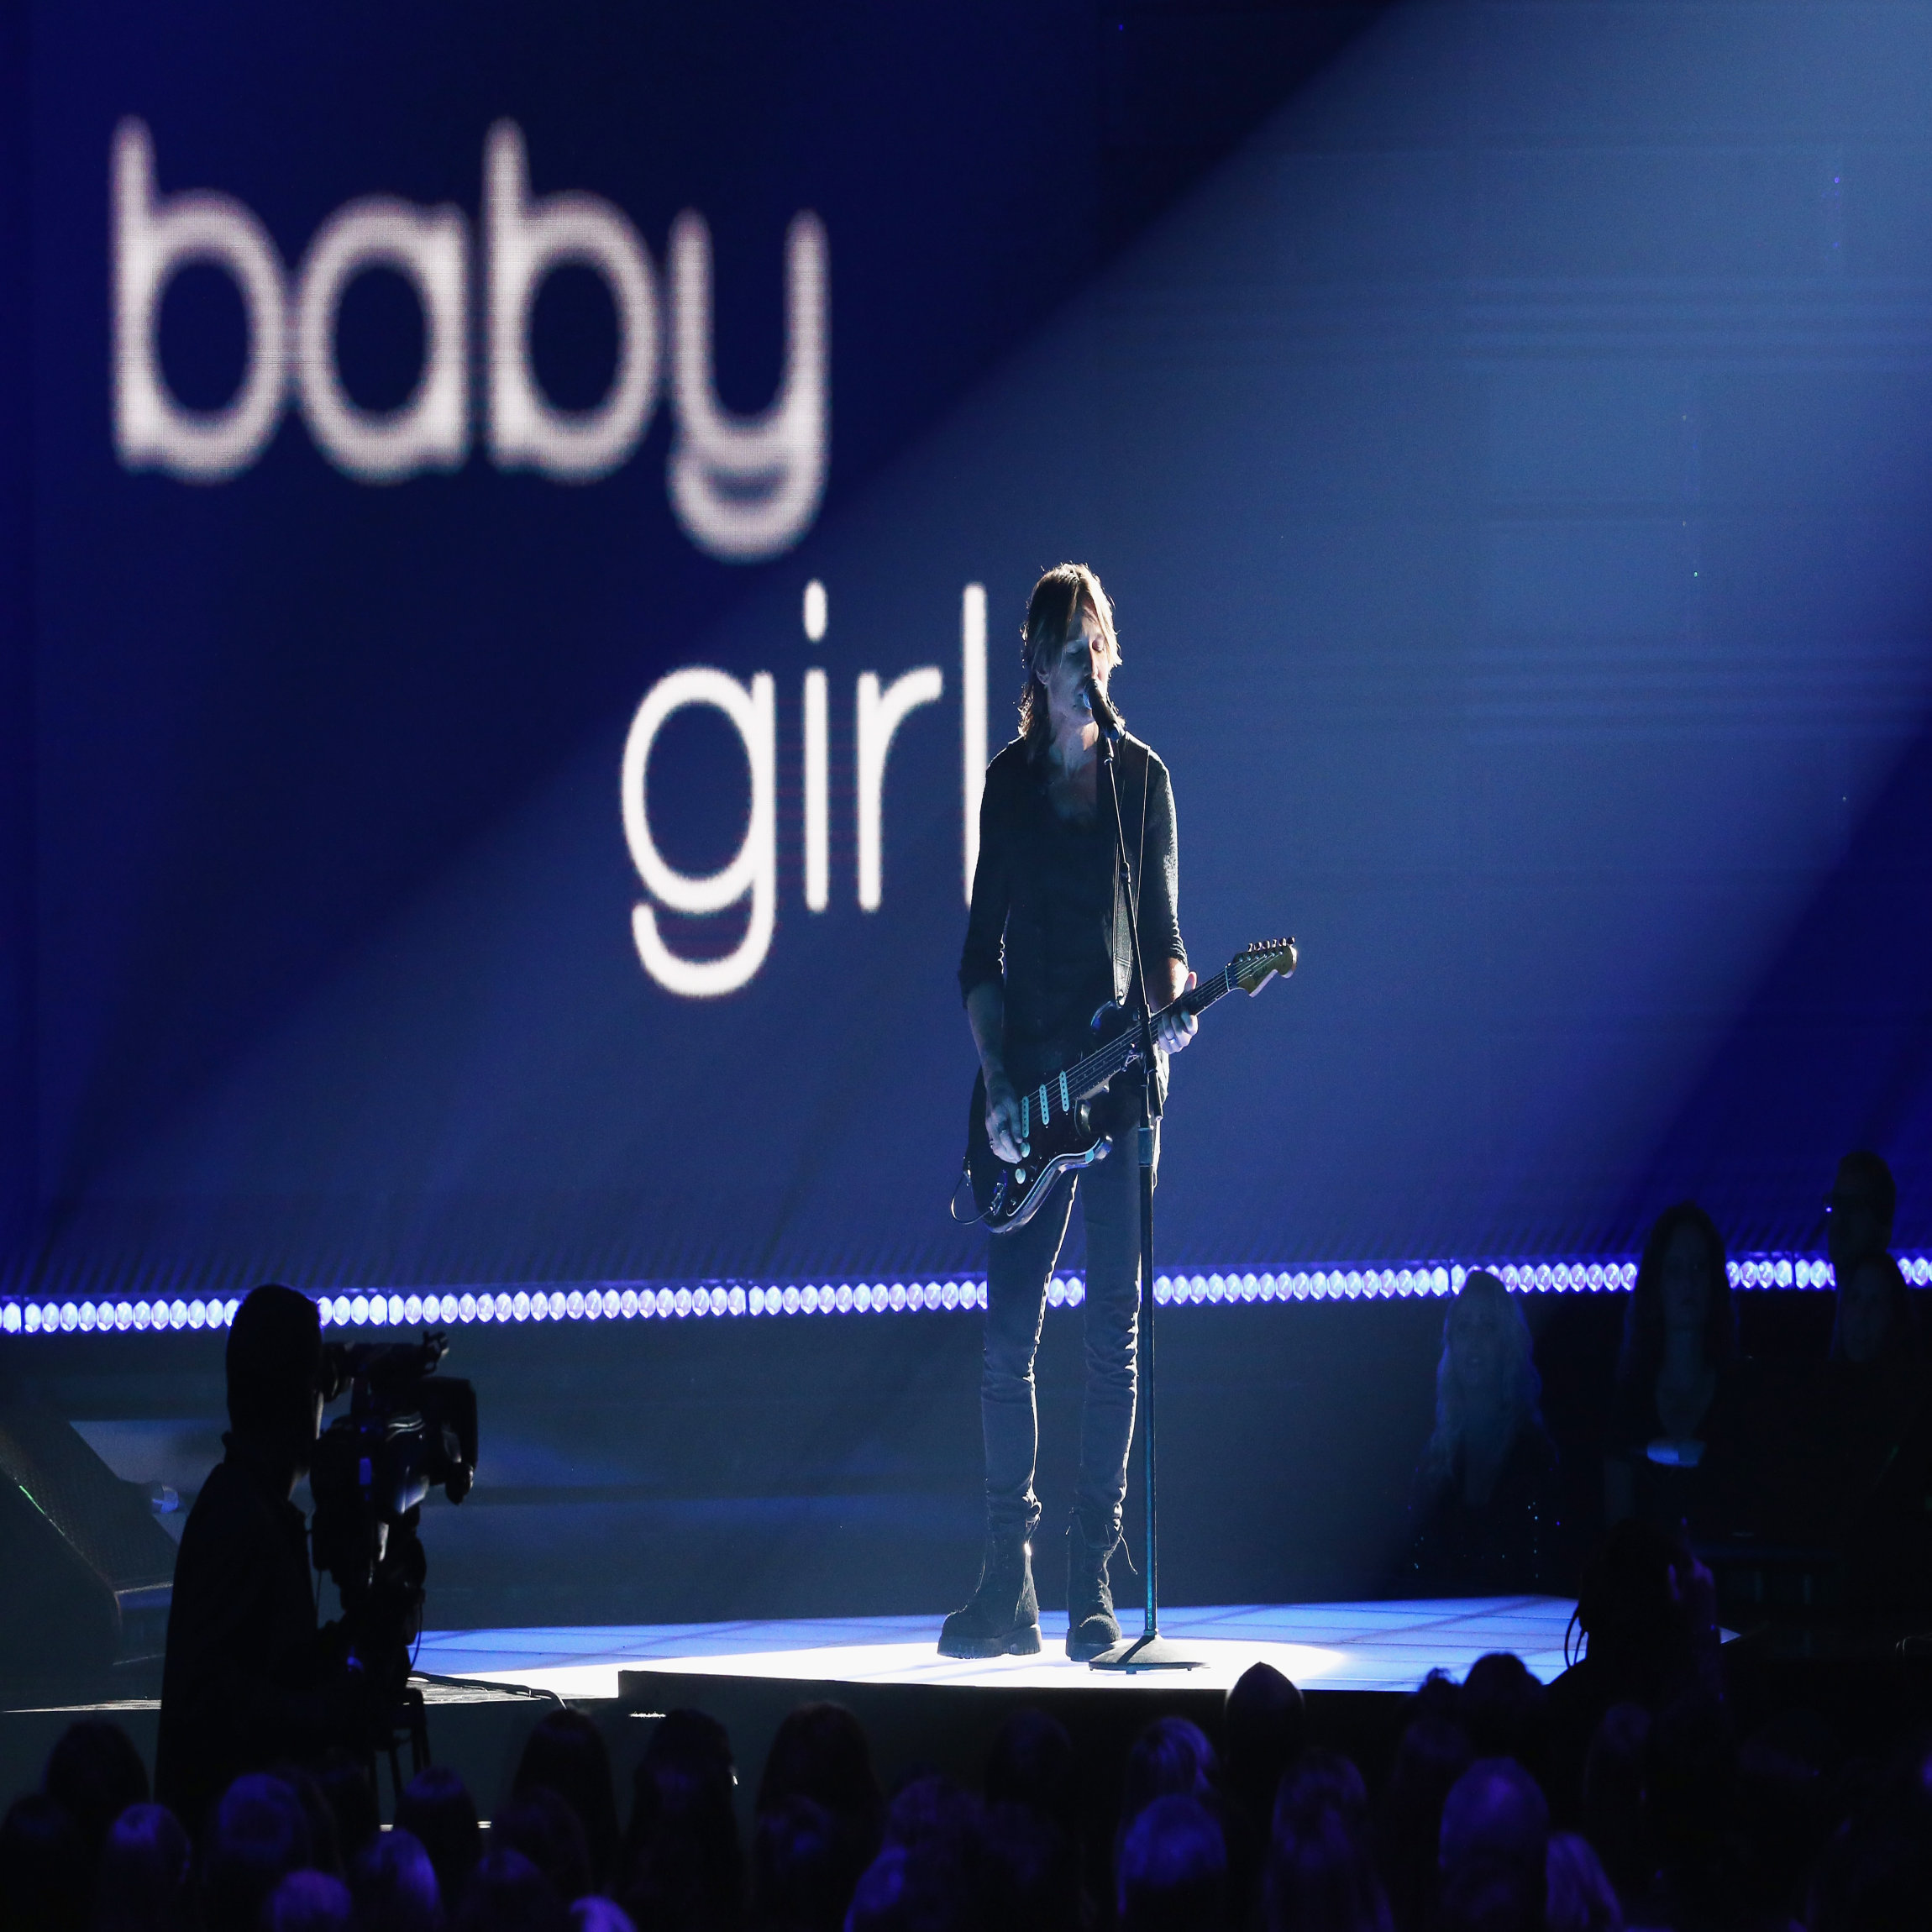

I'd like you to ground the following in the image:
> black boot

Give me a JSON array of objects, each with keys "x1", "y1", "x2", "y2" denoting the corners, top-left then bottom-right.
[
  {"x1": 937, "y1": 1534, "x2": 1041, "y2": 1658},
  {"x1": 1066, "y1": 1516, "x2": 1122, "y2": 1662}
]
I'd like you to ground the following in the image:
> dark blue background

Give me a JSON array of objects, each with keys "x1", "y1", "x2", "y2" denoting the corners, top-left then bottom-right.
[{"x1": 5, "y1": 1, "x2": 1931, "y2": 1299}]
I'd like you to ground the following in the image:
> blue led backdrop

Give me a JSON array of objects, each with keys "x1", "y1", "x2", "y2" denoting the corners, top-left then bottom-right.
[{"x1": 4, "y1": 0, "x2": 1931, "y2": 1299}]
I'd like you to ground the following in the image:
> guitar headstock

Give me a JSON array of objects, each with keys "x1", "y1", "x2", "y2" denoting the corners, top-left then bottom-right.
[{"x1": 1230, "y1": 936, "x2": 1298, "y2": 995}]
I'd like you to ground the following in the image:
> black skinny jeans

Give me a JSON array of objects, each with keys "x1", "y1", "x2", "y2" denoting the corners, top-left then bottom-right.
[{"x1": 982, "y1": 1107, "x2": 1154, "y2": 1551}]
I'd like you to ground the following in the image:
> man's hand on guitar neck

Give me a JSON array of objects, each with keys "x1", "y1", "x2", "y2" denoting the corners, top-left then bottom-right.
[{"x1": 1155, "y1": 965, "x2": 1199, "y2": 1055}]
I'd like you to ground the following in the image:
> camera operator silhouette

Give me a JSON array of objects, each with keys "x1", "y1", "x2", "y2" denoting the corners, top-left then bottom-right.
[{"x1": 155, "y1": 1285, "x2": 407, "y2": 1837}]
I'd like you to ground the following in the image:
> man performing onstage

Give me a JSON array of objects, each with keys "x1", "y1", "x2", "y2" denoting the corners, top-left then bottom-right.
[{"x1": 942, "y1": 562, "x2": 1198, "y2": 1662}]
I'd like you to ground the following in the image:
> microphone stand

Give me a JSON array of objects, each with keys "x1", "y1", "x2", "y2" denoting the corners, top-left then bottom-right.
[{"x1": 1087, "y1": 694, "x2": 1201, "y2": 1672}]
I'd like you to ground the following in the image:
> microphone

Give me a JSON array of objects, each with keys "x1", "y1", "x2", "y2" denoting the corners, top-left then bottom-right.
[{"x1": 1083, "y1": 676, "x2": 1123, "y2": 741}]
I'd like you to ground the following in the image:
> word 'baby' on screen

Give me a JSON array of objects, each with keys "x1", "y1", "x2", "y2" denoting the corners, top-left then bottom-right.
[{"x1": 111, "y1": 119, "x2": 827, "y2": 561}]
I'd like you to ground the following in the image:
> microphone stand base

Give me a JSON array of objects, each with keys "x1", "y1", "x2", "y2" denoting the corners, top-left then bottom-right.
[{"x1": 1088, "y1": 1633, "x2": 1206, "y2": 1672}]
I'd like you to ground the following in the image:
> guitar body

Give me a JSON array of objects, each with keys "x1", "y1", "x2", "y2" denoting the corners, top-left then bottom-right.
[
  {"x1": 964, "y1": 1007, "x2": 1131, "y2": 1234},
  {"x1": 958, "y1": 936, "x2": 1298, "y2": 1236}
]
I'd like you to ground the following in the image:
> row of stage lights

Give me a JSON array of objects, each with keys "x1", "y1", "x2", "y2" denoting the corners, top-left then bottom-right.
[{"x1": 3, "y1": 1252, "x2": 1929, "y2": 1339}]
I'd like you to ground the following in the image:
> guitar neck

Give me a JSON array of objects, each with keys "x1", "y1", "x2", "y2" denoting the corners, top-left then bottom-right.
[
  {"x1": 1062, "y1": 963, "x2": 1239, "y2": 1100},
  {"x1": 1175, "y1": 962, "x2": 1238, "y2": 1019}
]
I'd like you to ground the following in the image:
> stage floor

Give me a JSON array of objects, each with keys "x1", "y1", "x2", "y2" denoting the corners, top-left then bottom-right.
[{"x1": 415, "y1": 1595, "x2": 1578, "y2": 1700}]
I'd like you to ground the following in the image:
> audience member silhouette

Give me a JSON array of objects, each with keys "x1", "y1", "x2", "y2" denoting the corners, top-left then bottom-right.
[
  {"x1": 1116, "y1": 1793, "x2": 1226, "y2": 1932},
  {"x1": 1274, "y1": 1750, "x2": 1372, "y2": 1859},
  {"x1": 1716, "y1": 1158, "x2": 1923, "y2": 1594},
  {"x1": 755, "y1": 1702, "x2": 885, "y2": 1877},
  {"x1": 1734, "y1": 1709, "x2": 1836, "y2": 1931},
  {"x1": 1225, "y1": 1662, "x2": 1307, "y2": 1825},
  {"x1": 517, "y1": 1715, "x2": 622, "y2": 1893},
  {"x1": 573, "y1": 1900, "x2": 638, "y2": 1932},
  {"x1": 1376, "y1": 1714, "x2": 1473, "y2": 1932},
  {"x1": 982, "y1": 1709, "x2": 1087, "y2": 1929},
  {"x1": 840, "y1": 1773, "x2": 989, "y2": 1932},
  {"x1": 1267, "y1": 1796, "x2": 1391, "y2": 1932},
  {"x1": 1410, "y1": 1667, "x2": 1464, "y2": 1729},
  {"x1": 882, "y1": 1772, "x2": 979, "y2": 1859},
  {"x1": 1547, "y1": 1521, "x2": 1720, "y2": 1816},
  {"x1": 200, "y1": 1772, "x2": 314, "y2": 1932},
  {"x1": 621, "y1": 1709, "x2": 743, "y2": 1932},
  {"x1": 1641, "y1": 1692, "x2": 1737, "y2": 1931},
  {"x1": 1120, "y1": 1715, "x2": 1220, "y2": 1829},
  {"x1": 266, "y1": 1868, "x2": 356, "y2": 1932},
  {"x1": 452, "y1": 1848, "x2": 568, "y2": 1932},
  {"x1": 493, "y1": 1786, "x2": 595, "y2": 1907},
  {"x1": 268, "y1": 1761, "x2": 345, "y2": 1882},
  {"x1": 634, "y1": 1707, "x2": 737, "y2": 1806},
  {"x1": 1116, "y1": 1714, "x2": 1224, "y2": 1906},
  {"x1": 1437, "y1": 1759, "x2": 1549, "y2": 1932},
  {"x1": 350, "y1": 1825, "x2": 444, "y2": 1932},
  {"x1": 1407, "y1": 1271, "x2": 1564, "y2": 1596},
  {"x1": 1223, "y1": 1662, "x2": 1308, "y2": 1924},
  {"x1": 749, "y1": 1795, "x2": 864, "y2": 1932},
  {"x1": 1806, "y1": 1736, "x2": 1932, "y2": 1932},
  {"x1": 1266, "y1": 1748, "x2": 1390, "y2": 1932},
  {"x1": 92, "y1": 1802, "x2": 195, "y2": 1932},
  {"x1": 1459, "y1": 1653, "x2": 1550, "y2": 1790},
  {"x1": 1578, "y1": 1705, "x2": 1650, "y2": 1913},
  {"x1": 398, "y1": 1767, "x2": 484, "y2": 1919},
  {"x1": 984, "y1": 1706, "x2": 1079, "y2": 1846},
  {"x1": 837, "y1": 1848, "x2": 914, "y2": 1932},
  {"x1": 312, "y1": 1750, "x2": 378, "y2": 1870},
  {"x1": 845, "y1": 1830, "x2": 977, "y2": 1932},
  {"x1": 515, "y1": 1709, "x2": 621, "y2": 1893},
  {"x1": 1824, "y1": 1148, "x2": 1897, "y2": 1292},
  {"x1": 0, "y1": 1790, "x2": 87, "y2": 1932},
  {"x1": 1604, "y1": 1204, "x2": 1737, "y2": 1532},
  {"x1": 1832, "y1": 1251, "x2": 1915, "y2": 1365},
  {"x1": 42, "y1": 1717, "x2": 149, "y2": 1901},
  {"x1": 979, "y1": 1800, "x2": 1079, "y2": 1932},
  {"x1": 1440, "y1": 1756, "x2": 1548, "y2": 1873},
  {"x1": 1541, "y1": 1831, "x2": 1620, "y2": 1932}
]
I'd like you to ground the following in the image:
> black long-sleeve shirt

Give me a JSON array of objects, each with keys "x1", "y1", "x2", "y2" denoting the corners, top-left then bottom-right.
[
  {"x1": 958, "y1": 733, "x2": 1184, "y2": 1084},
  {"x1": 156, "y1": 1436, "x2": 349, "y2": 1836}
]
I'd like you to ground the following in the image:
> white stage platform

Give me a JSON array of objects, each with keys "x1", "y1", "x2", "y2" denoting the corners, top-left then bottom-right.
[{"x1": 415, "y1": 1596, "x2": 1579, "y2": 1701}]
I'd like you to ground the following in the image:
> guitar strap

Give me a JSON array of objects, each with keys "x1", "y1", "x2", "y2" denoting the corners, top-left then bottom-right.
[
  {"x1": 1136, "y1": 737, "x2": 1150, "y2": 958},
  {"x1": 1116, "y1": 736, "x2": 1149, "y2": 1004}
]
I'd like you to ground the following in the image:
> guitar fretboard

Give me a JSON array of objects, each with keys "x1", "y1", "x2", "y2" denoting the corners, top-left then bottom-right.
[{"x1": 1056, "y1": 962, "x2": 1239, "y2": 1105}]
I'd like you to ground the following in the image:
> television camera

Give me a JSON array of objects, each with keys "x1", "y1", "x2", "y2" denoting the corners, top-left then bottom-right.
[{"x1": 308, "y1": 1331, "x2": 477, "y2": 1769}]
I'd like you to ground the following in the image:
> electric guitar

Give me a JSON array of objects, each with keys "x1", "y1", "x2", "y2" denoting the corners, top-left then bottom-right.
[{"x1": 962, "y1": 937, "x2": 1298, "y2": 1232}]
